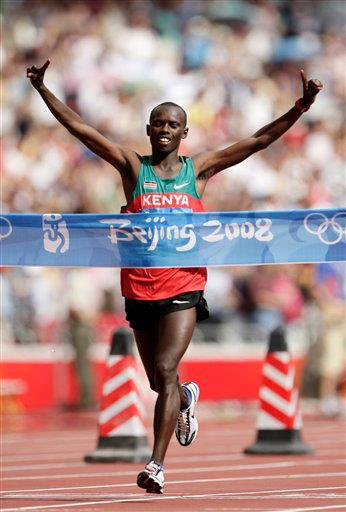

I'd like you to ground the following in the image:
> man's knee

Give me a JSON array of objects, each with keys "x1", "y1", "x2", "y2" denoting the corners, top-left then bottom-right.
[{"x1": 154, "y1": 359, "x2": 178, "y2": 389}]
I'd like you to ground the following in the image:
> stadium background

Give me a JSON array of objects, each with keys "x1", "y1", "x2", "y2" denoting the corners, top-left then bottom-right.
[{"x1": 1, "y1": 0, "x2": 345, "y2": 414}]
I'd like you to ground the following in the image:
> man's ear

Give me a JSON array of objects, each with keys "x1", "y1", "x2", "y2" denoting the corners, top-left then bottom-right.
[
  {"x1": 146, "y1": 124, "x2": 150, "y2": 136},
  {"x1": 181, "y1": 127, "x2": 189, "y2": 139}
]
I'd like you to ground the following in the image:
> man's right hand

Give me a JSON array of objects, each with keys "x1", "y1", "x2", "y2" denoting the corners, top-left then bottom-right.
[
  {"x1": 26, "y1": 59, "x2": 50, "y2": 89},
  {"x1": 25, "y1": 58, "x2": 140, "y2": 181}
]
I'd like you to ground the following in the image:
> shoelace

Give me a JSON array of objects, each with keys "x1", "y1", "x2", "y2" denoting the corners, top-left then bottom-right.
[
  {"x1": 146, "y1": 462, "x2": 163, "y2": 475},
  {"x1": 177, "y1": 410, "x2": 190, "y2": 435}
]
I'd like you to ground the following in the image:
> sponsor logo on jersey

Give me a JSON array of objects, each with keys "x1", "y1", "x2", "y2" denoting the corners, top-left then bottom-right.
[
  {"x1": 174, "y1": 182, "x2": 190, "y2": 190},
  {"x1": 144, "y1": 181, "x2": 158, "y2": 189}
]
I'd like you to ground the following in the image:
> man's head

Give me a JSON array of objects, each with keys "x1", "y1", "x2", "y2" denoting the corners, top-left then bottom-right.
[{"x1": 147, "y1": 102, "x2": 188, "y2": 153}]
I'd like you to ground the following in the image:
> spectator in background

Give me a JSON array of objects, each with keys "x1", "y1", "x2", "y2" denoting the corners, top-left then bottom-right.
[
  {"x1": 300, "y1": 264, "x2": 346, "y2": 417},
  {"x1": 64, "y1": 308, "x2": 94, "y2": 409},
  {"x1": 315, "y1": 264, "x2": 345, "y2": 417}
]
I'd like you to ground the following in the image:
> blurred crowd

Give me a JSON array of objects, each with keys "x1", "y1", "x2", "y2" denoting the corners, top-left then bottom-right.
[{"x1": 2, "y1": 1, "x2": 345, "y2": 410}]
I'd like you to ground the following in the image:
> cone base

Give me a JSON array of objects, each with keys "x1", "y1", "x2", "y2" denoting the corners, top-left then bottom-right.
[
  {"x1": 85, "y1": 435, "x2": 151, "y2": 463},
  {"x1": 84, "y1": 446, "x2": 151, "y2": 463},
  {"x1": 244, "y1": 429, "x2": 314, "y2": 455},
  {"x1": 244, "y1": 440, "x2": 313, "y2": 455}
]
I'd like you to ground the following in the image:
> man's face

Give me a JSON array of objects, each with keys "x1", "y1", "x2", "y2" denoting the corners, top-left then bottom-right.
[{"x1": 147, "y1": 106, "x2": 188, "y2": 153}]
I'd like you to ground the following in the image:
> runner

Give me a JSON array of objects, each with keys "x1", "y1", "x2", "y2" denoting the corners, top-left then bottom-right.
[{"x1": 27, "y1": 61, "x2": 322, "y2": 494}]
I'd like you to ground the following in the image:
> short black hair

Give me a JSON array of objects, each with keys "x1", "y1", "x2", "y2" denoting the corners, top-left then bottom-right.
[{"x1": 149, "y1": 102, "x2": 187, "y2": 127}]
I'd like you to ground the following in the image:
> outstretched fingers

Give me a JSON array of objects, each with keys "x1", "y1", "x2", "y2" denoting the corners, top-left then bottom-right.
[
  {"x1": 39, "y1": 59, "x2": 50, "y2": 73},
  {"x1": 300, "y1": 69, "x2": 323, "y2": 105},
  {"x1": 26, "y1": 60, "x2": 50, "y2": 78},
  {"x1": 300, "y1": 69, "x2": 308, "y2": 90}
]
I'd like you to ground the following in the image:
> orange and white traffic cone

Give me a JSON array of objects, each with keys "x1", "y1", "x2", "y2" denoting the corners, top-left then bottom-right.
[
  {"x1": 85, "y1": 328, "x2": 151, "y2": 462},
  {"x1": 244, "y1": 327, "x2": 313, "y2": 454}
]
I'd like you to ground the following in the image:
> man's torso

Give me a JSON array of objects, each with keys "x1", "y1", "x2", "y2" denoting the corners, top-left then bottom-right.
[{"x1": 121, "y1": 156, "x2": 207, "y2": 299}]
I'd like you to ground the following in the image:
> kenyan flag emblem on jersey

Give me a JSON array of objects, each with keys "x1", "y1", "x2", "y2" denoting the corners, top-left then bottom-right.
[{"x1": 144, "y1": 181, "x2": 158, "y2": 189}]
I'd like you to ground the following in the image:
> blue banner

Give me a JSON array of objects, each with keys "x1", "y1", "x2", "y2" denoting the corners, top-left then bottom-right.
[{"x1": 0, "y1": 209, "x2": 345, "y2": 268}]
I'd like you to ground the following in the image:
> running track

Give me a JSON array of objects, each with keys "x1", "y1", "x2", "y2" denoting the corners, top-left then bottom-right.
[{"x1": 1, "y1": 409, "x2": 345, "y2": 512}]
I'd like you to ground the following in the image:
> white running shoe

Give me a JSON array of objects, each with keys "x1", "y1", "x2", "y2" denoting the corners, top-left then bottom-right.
[
  {"x1": 175, "y1": 381, "x2": 199, "y2": 446},
  {"x1": 137, "y1": 460, "x2": 164, "y2": 494}
]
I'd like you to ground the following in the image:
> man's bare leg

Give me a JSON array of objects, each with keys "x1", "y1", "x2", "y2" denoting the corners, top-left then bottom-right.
[
  {"x1": 151, "y1": 307, "x2": 196, "y2": 464},
  {"x1": 134, "y1": 327, "x2": 189, "y2": 423},
  {"x1": 133, "y1": 327, "x2": 158, "y2": 392}
]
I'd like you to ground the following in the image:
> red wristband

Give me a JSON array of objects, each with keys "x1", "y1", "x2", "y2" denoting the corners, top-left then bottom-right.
[{"x1": 295, "y1": 98, "x2": 309, "y2": 113}]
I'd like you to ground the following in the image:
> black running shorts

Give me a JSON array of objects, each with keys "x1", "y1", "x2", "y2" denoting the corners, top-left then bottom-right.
[{"x1": 125, "y1": 291, "x2": 209, "y2": 331}]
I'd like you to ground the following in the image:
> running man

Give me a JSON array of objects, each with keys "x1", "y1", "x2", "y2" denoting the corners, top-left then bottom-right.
[{"x1": 27, "y1": 61, "x2": 322, "y2": 494}]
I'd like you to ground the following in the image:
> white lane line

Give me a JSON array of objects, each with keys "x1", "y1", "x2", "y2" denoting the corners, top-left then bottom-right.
[
  {"x1": 0, "y1": 459, "x2": 335, "y2": 481},
  {"x1": 2, "y1": 491, "x2": 345, "y2": 500},
  {"x1": 3, "y1": 483, "x2": 344, "y2": 496},
  {"x1": 2, "y1": 460, "x2": 296, "y2": 474},
  {"x1": 1, "y1": 493, "x2": 139, "y2": 501},
  {"x1": 1, "y1": 446, "x2": 94, "y2": 456},
  {"x1": 1, "y1": 483, "x2": 346, "y2": 511},
  {"x1": 2, "y1": 431, "x2": 239, "y2": 444},
  {"x1": 1, "y1": 470, "x2": 344, "y2": 490},
  {"x1": 1, "y1": 428, "x2": 345, "y2": 449},
  {"x1": 311, "y1": 439, "x2": 346, "y2": 446},
  {"x1": 1, "y1": 452, "x2": 244, "y2": 465},
  {"x1": 1, "y1": 486, "x2": 345, "y2": 502},
  {"x1": 3, "y1": 430, "x2": 246, "y2": 444},
  {"x1": 2, "y1": 435, "x2": 92, "y2": 444},
  {"x1": 1, "y1": 444, "x2": 92, "y2": 455},
  {"x1": 273, "y1": 505, "x2": 346, "y2": 512},
  {"x1": 1, "y1": 452, "x2": 246, "y2": 472},
  {"x1": 1, "y1": 446, "x2": 342, "y2": 464},
  {"x1": 1, "y1": 453, "x2": 85, "y2": 463},
  {"x1": 2, "y1": 458, "x2": 344, "y2": 479},
  {"x1": 0, "y1": 498, "x2": 155, "y2": 510},
  {"x1": 2, "y1": 424, "x2": 344, "y2": 441},
  {"x1": 2, "y1": 434, "x2": 346, "y2": 458},
  {"x1": 2, "y1": 463, "x2": 85, "y2": 473},
  {"x1": 0, "y1": 430, "x2": 277, "y2": 445},
  {"x1": 1, "y1": 439, "x2": 246, "y2": 454},
  {"x1": 1, "y1": 444, "x2": 229, "y2": 454}
]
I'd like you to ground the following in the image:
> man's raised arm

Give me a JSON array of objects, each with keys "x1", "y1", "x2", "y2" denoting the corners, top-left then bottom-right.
[
  {"x1": 193, "y1": 70, "x2": 323, "y2": 180},
  {"x1": 26, "y1": 60, "x2": 140, "y2": 175}
]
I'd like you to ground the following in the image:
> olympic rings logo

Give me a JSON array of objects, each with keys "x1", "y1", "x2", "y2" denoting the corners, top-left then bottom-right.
[
  {"x1": 0, "y1": 216, "x2": 13, "y2": 240},
  {"x1": 304, "y1": 212, "x2": 346, "y2": 245}
]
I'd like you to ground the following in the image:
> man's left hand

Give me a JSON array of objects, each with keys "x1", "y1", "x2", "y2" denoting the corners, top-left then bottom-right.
[{"x1": 300, "y1": 69, "x2": 323, "y2": 108}]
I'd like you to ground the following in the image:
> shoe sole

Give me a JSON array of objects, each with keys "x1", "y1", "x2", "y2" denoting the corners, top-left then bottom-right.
[{"x1": 137, "y1": 472, "x2": 164, "y2": 494}]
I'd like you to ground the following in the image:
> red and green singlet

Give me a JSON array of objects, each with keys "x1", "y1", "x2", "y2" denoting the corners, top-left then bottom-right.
[{"x1": 121, "y1": 156, "x2": 207, "y2": 299}]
